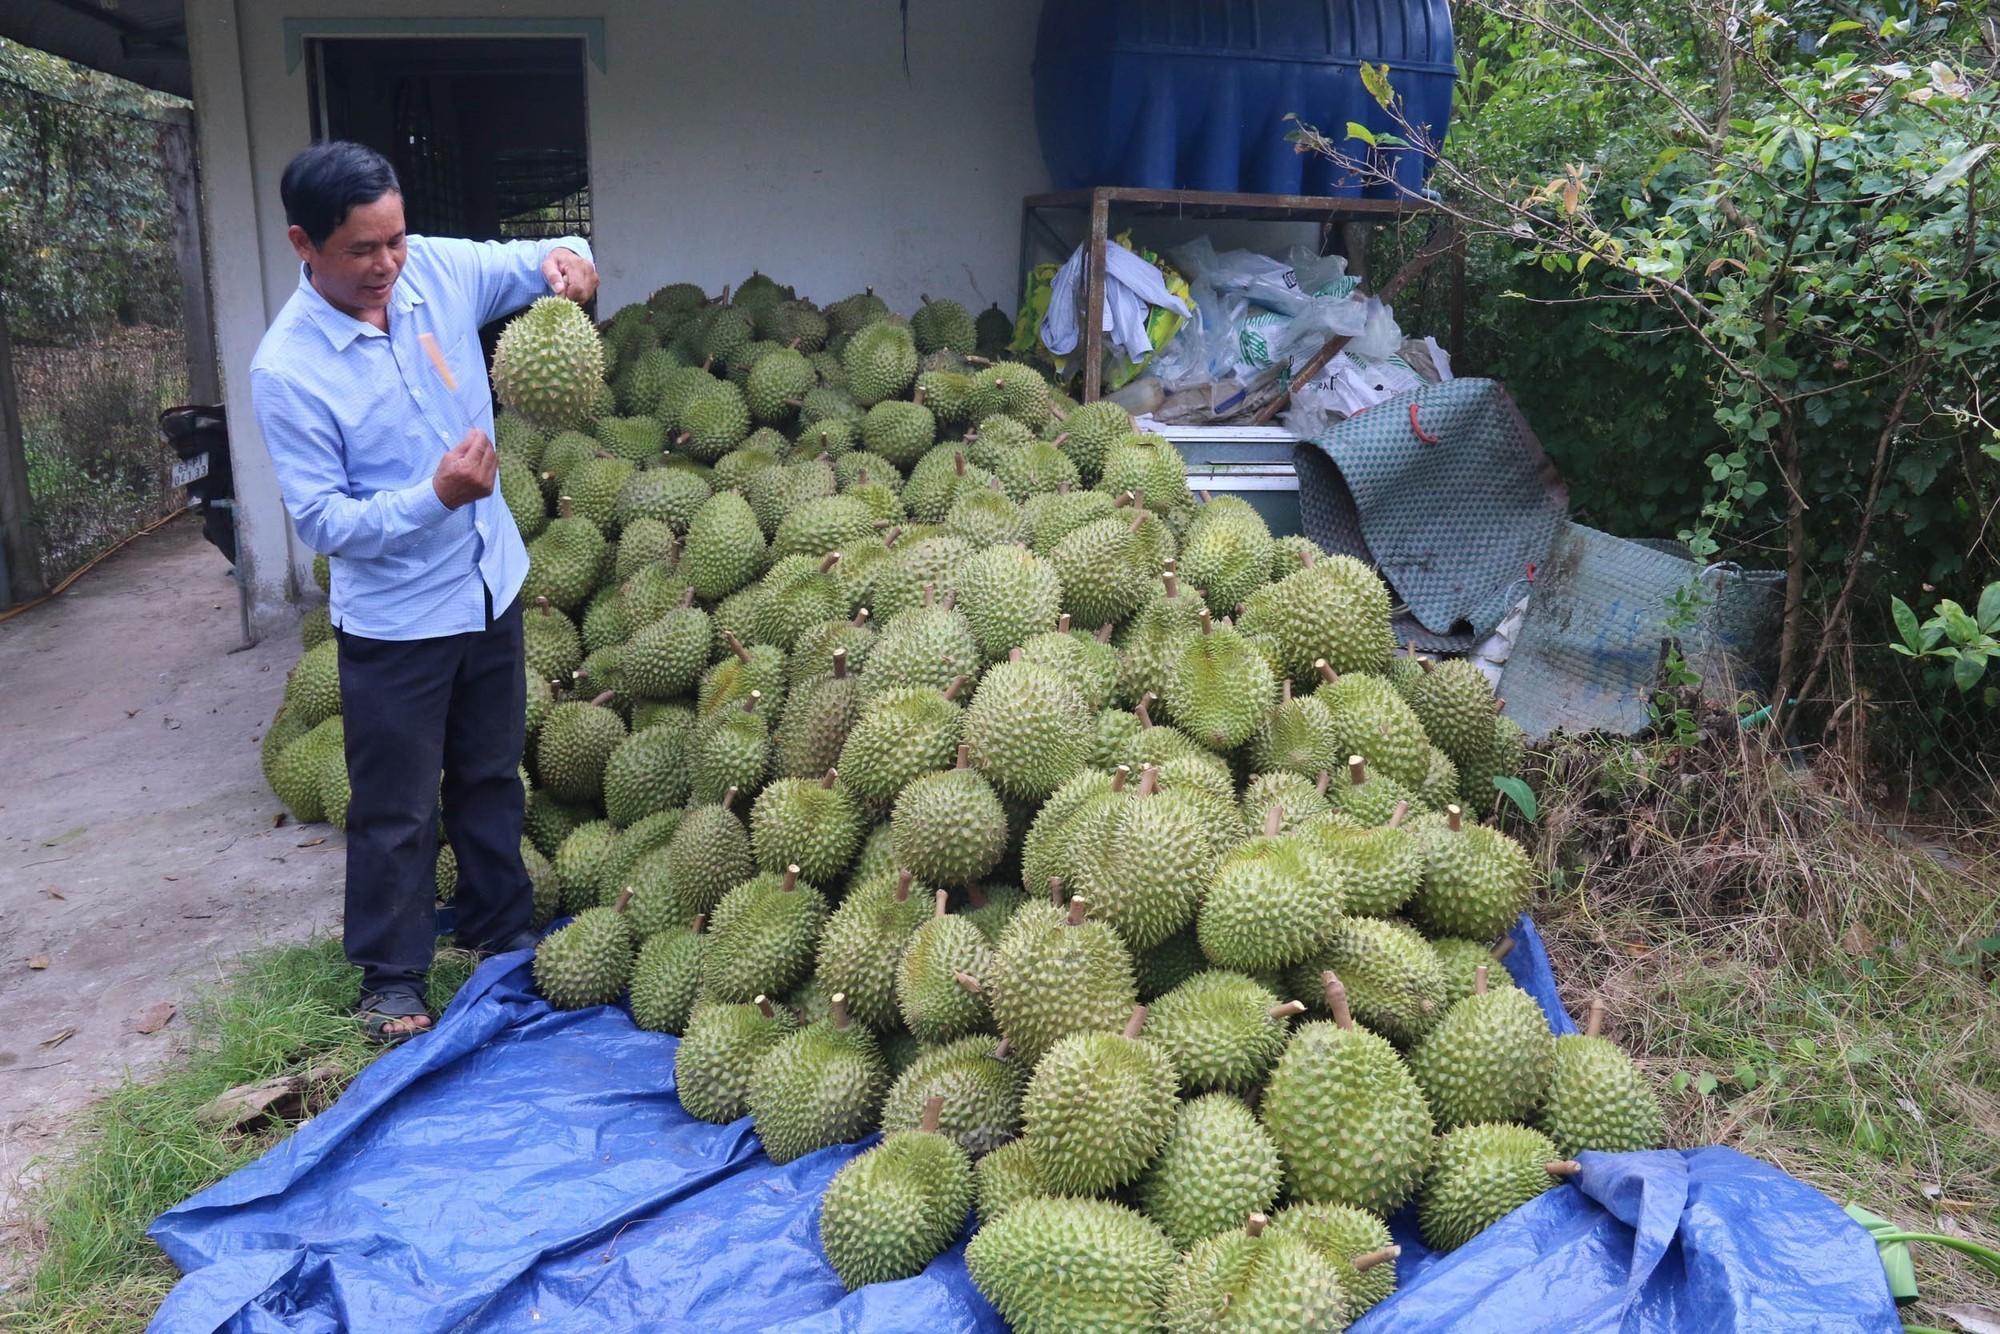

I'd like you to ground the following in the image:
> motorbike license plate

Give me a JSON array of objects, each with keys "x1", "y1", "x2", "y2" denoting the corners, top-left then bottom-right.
[{"x1": 171, "y1": 452, "x2": 209, "y2": 487}]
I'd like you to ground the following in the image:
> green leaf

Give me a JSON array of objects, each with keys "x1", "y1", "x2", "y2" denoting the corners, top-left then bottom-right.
[
  {"x1": 1492, "y1": 776, "x2": 1538, "y2": 821},
  {"x1": 1920, "y1": 143, "x2": 1993, "y2": 199},
  {"x1": 1359, "y1": 62, "x2": 1396, "y2": 110},
  {"x1": 1694, "y1": 1073, "x2": 1720, "y2": 1096},
  {"x1": 1733, "y1": 1062, "x2": 1760, "y2": 1091},
  {"x1": 1891, "y1": 596, "x2": 1923, "y2": 654},
  {"x1": 1844, "y1": 1204, "x2": 1920, "y2": 1301},
  {"x1": 1825, "y1": 19, "x2": 1864, "y2": 35},
  {"x1": 1345, "y1": 121, "x2": 1377, "y2": 148},
  {"x1": 1843, "y1": 1044, "x2": 1877, "y2": 1066},
  {"x1": 1953, "y1": 652, "x2": 1988, "y2": 693},
  {"x1": 1669, "y1": 1071, "x2": 1691, "y2": 1095},
  {"x1": 1978, "y1": 583, "x2": 2000, "y2": 633}
]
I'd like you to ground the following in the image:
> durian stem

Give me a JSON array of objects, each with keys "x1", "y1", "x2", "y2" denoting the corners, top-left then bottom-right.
[
  {"x1": 920, "y1": 1095, "x2": 944, "y2": 1135},
  {"x1": 1586, "y1": 998, "x2": 1606, "y2": 1039},
  {"x1": 1316, "y1": 769, "x2": 1332, "y2": 796},
  {"x1": 1300, "y1": 548, "x2": 1316, "y2": 568},
  {"x1": 1546, "y1": 1160, "x2": 1583, "y2": 1178},
  {"x1": 1244, "y1": 1212, "x2": 1267, "y2": 1237},
  {"x1": 1051, "y1": 431, "x2": 1071, "y2": 447},
  {"x1": 1445, "y1": 803, "x2": 1464, "y2": 833},
  {"x1": 590, "y1": 690, "x2": 616, "y2": 708},
  {"x1": 934, "y1": 889, "x2": 949, "y2": 918},
  {"x1": 1049, "y1": 400, "x2": 1068, "y2": 421},
  {"x1": 852, "y1": 608, "x2": 872, "y2": 627},
  {"x1": 536, "y1": 596, "x2": 550, "y2": 614},
  {"x1": 1162, "y1": 557, "x2": 1178, "y2": 575},
  {"x1": 1163, "y1": 571, "x2": 1180, "y2": 599},
  {"x1": 1110, "y1": 765, "x2": 1131, "y2": 793},
  {"x1": 1263, "y1": 806, "x2": 1284, "y2": 837},
  {"x1": 754, "y1": 994, "x2": 774, "y2": 1019},
  {"x1": 1315, "y1": 658, "x2": 1338, "y2": 685},
  {"x1": 953, "y1": 452, "x2": 967, "y2": 477},
  {"x1": 830, "y1": 992, "x2": 852, "y2": 1030},
  {"x1": 1352, "y1": 1245, "x2": 1401, "y2": 1273},
  {"x1": 1348, "y1": 755, "x2": 1368, "y2": 786},
  {"x1": 1058, "y1": 613, "x2": 1072, "y2": 633},
  {"x1": 1269, "y1": 1000, "x2": 1307, "y2": 1020},
  {"x1": 1058, "y1": 481, "x2": 1071, "y2": 495},
  {"x1": 1122, "y1": 1005, "x2": 1148, "y2": 1040},
  {"x1": 559, "y1": 496, "x2": 574, "y2": 520},
  {"x1": 1491, "y1": 935, "x2": 1516, "y2": 962},
  {"x1": 1282, "y1": 678, "x2": 1293, "y2": 705},
  {"x1": 781, "y1": 865, "x2": 801, "y2": 892},
  {"x1": 1322, "y1": 971, "x2": 1355, "y2": 1029},
  {"x1": 1388, "y1": 800, "x2": 1411, "y2": 829},
  {"x1": 954, "y1": 971, "x2": 984, "y2": 994},
  {"x1": 1198, "y1": 608, "x2": 1213, "y2": 635},
  {"x1": 1474, "y1": 964, "x2": 1490, "y2": 996},
  {"x1": 1066, "y1": 896, "x2": 1089, "y2": 927},
  {"x1": 821, "y1": 768, "x2": 838, "y2": 790},
  {"x1": 832, "y1": 649, "x2": 848, "y2": 680},
  {"x1": 721, "y1": 785, "x2": 739, "y2": 812},
  {"x1": 819, "y1": 551, "x2": 842, "y2": 573},
  {"x1": 743, "y1": 690, "x2": 762, "y2": 713},
  {"x1": 1137, "y1": 764, "x2": 1160, "y2": 797},
  {"x1": 725, "y1": 630, "x2": 752, "y2": 664},
  {"x1": 1495, "y1": 696, "x2": 1507, "y2": 714},
  {"x1": 885, "y1": 526, "x2": 904, "y2": 546},
  {"x1": 1114, "y1": 490, "x2": 1135, "y2": 508},
  {"x1": 1048, "y1": 876, "x2": 1065, "y2": 907},
  {"x1": 943, "y1": 674, "x2": 970, "y2": 702},
  {"x1": 679, "y1": 586, "x2": 696, "y2": 608},
  {"x1": 1009, "y1": 647, "x2": 1024, "y2": 663},
  {"x1": 1096, "y1": 622, "x2": 1113, "y2": 643},
  {"x1": 993, "y1": 1037, "x2": 1012, "y2": 1060},
  {"x1": 955, "y1": 743, "x2": 971, "y2": 770},
  {"x1": 612, "y1": 887, "x2": 634, "y2": 914},
  {"x1": 942, "y1": 589, "x2": 958, "y2": 612},
  {"x1": 1135, "y1": 693, "x2": 1157, "y2": 728},
  {"x1": 895, "y1": 870, "x2": 914, "y2": 902},
  {"x1": 691, "y1": 913, "x2": 708, "y2": 935},
  {"x1": 1418, "y1": 657, "x2": 1436, "y2": 675},
  {"x1": 1200, "y1": 489, "x2": 1214, "y2": 505},
  {"x1": 923, "y1": 583, "x2": 936, "y2": 608}
]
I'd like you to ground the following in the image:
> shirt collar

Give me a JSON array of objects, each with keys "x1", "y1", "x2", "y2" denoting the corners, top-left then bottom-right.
[{"x1": 295, "y1": 262, "x2": 426, "y2": 351}]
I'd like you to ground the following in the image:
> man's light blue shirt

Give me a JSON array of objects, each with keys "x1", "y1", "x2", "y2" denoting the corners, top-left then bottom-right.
[{"x1": 251, "y1": 233, "x2": 591, "y2": 641}]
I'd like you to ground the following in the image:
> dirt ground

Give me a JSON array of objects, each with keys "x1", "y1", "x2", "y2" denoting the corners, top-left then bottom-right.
[{"x1": 0, "y1": 516, "x2": 340, "y2": 1273}]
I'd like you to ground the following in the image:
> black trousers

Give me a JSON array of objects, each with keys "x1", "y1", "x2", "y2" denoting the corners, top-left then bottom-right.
[{"x1": 334, "y1": 594, "x2": 531, "y2": 999}]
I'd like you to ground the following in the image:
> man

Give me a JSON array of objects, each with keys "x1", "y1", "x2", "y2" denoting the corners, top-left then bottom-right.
[{"x1": 253, "y1": 140, "x2": 598, "y2": 1042}]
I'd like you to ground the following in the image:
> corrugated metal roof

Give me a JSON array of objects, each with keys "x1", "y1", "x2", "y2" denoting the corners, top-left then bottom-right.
[{"x1": 0, "y1": 0, "x2": 191, "y2": 98}]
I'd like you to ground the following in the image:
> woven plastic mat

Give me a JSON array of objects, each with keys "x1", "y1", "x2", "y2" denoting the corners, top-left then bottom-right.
[{"x1": 1296, "y1": 378, "x2": 1568, "y2": 645}]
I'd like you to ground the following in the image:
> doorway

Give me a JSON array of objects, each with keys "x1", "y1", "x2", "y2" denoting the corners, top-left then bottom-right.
[{"x1": 305, "y1": 36, "x2": 590, "y2": 246}]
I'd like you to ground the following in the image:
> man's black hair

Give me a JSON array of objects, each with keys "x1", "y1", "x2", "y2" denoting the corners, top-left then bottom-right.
[{"x1": 280, "y1": 140, "x2": 401, "y2": 246}]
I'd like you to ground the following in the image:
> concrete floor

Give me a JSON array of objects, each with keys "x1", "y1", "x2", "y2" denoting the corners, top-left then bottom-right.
[{"x1": 0, "y1": 516, "x2": 341, "y2": 1276}]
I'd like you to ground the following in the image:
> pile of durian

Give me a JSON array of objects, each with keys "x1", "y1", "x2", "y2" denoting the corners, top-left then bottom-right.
[{"x1": 261, "y1": 275, "x2": 1665, "y2": 1334}]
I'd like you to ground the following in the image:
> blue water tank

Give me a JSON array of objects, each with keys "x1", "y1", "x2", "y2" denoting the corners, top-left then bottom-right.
[{"x1": 1033, "y1": 0, "x2": 1455, "y2": 198}]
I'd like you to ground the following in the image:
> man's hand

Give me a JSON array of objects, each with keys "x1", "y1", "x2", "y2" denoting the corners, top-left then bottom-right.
[
  {"x1": 542, "y1": 247, "x2": 600, "y2": 305},
  {"x1": 433, "y1": 428, "x2": 497, "y2": 510}
]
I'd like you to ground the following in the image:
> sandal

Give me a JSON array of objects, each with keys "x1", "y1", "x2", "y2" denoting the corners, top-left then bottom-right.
[{"x1": 358, "y1": 990, "x2": 434, "y2": 1046}]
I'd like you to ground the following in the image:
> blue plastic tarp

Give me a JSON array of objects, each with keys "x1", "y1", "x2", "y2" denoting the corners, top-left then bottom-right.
[{"x1": 148, "y1": 919, "x2": 1899, "y2": 1333}]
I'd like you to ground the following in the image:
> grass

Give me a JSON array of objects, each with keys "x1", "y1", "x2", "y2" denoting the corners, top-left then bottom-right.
[
  {"x1": 1522, "y1": 720, "x2": 2000, "y2": 1329},
  {"x1": 0, "y1": 940, "x2": 481, "y2": 1333}
]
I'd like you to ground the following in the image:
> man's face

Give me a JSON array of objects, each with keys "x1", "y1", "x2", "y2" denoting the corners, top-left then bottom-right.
[{"x1": 289, "y1": 192, "x2": 407, "y2": 321}]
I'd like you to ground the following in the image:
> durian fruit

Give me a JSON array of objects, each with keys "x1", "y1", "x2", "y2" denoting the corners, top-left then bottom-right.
[
  {"x1": 682, "y1": 491, "x2": 767, "y2": 601},
  {"x1": 818, "y1": 1094, "x2": 975, "y2": 1290},
  {"x1": 1302, "y1": 806, "x2": 1424, "y2": 918},
  {"x1": 1239, "y1": 553, "x2": 1394, "y2": 680},
  {"x1": 1118, "y1": 569, "x2": 1206, "y2": 707},
  {"x1": 814, "y1": 868, "x2": 931, "y2": 1028},
  {"x1": 524, "y1": 787, "x2": 594, "y2": 858},
  {"x1": 1247, "y1": 680, "x2": 1343, "y2": 780},
  {"x1": 860, "y1": 399, "x2": 937, "y2": 469},
  {"x1": 314, "y1": 722, "x2": 351, "y2": 830},
  {"x1": 1293, "y1": 916, "x2": 1445, "y2": 1046},
  {"x1": 771, "y1": 494, "x2": 877, "y2": 562},
  {"x1": 896, "y1": 890, "x2": 995, "y2": 1043},
  {"x1": 1259, "y1": 973, "x2": 1434, "y2": 1215},
  {"x1": 492, "y1": 296, "x2": 606, "y2": 431},
  {"x1": 826, "y1": 289, "x2": 892, "y2": 336},
  {"x1": 1407, "y1": 805, "x2": 1535, "y2": 941},
  {"x1": 1265, "y1": 1203, "x2": 1400, "y2": 1317},
  {"x1": 773, "y1": 651, "x2": 865, "y2": 780},
  {"x1": 675, "y1": 994, "x2": 798, "y2": 1125},
  {"x1": 610, "y1": 517, "x2": 677, "y2": 581},
  {"x1": 1433, "y1": 935, "x2": 1519, "y2": 1008},
  {"x1": 843, "y1": 322, "x2": 920, "y2": 406},
  {"x1": 974, "y1": 303, "x2": 1015, "y2": 360},
  {"x1": 903, "y1": 448, "x2": 997, "y2": 526},
  {"x1": 1196, "y1": 808, "x2": 1345, "y2": 973},
  {"x1": 879, "y1": 1033, "x2": 1024, "y2": 1158},
  {"x1": 630, "y1": 914, "x2": 707, "y2": 1034},
  {"x1": 498, "y1": 453, "x2": 548, "y2": 540},
  {"x1": 660, "y1": 787, "x2": 755, "y2": 922},
  {"x1": 698, "y1": 633, "x2": 788, "y2": 719},
  {"x1": 1317, "y1": 665, "x2": 1431, "y2": 790},
  {"x1": 1134, "y1": 927, "x2": 1210, "y2": 1004},
  {"x1": 1058, "y1": 401, "x2": 1135, "y2": 486},
  {"x1": 1460, "y1": 710, "x2": 1528, "y2": 810},
  {"x1": 1051, "y1": 511, "x2": 1154, "y2": 629},
  {"x1": 1405, "y1": 963, "x2": 1555, "y2": 1130},
  {"x1": 1161, "y1": 1213, "x2": 1348, "y2": 1334},
  {"x1": 532, "y1": 889, "x2": 637, "y2": 1009},
  {"x1": 746, "y1": 991, "x2": 890, "y2": 1164},
  {"x1": 961, "y1": 880, "x2": 1027, "y2": 943},
  {"x1": 978, "y1": 364, "x2": 1055, "y2": 432},
  {"x1": 1028, "y1": 484, "x2": 1119, "y2": 556},
  {"x1": 1418, "y1": 1122, "x2": 1575, "y2": 1252},
  {"x1": 1018, "y1": 617, "x2": 1121, "y2": 712},
  {"x1": 956, "y1": 545, "x2": 1063, "y2": 662},
  {"x1": 678, "y1": 381, "x2": 754, "y2": 461},
  {"x1": 962, "y1": 651, "x2": 1090, "y2": 802},
  {"x1": 1532, "y1": 999, "x2": 1666, "y2": 1158},
  {"x1": 745, "y1": 346, "x2": 815, "y2": 424},
  {"x1": 789, "y1": 617, "x2": 877, "y2": 689},
  {"x1": 1399, "y1": 657, "x2": 1500, "y2": 774},
  {"x1": 974, "y1": 1137, "x2": 1052, "y2": 1226},
  {"x1": 1328, "y1": 755, "x2": 1419, "y2": 827},
  {"x1": 945, "y1": 478, "x2": 1028, "y2": 551},
  {"x1": 1021, "y1": 1004, "x2": 1177, "y2": 1195},
  {"x1": 965, "y1": 1196, "x2": 1176, "y2": 1334},
  {"x1": 616, "y1": 464, "x2": 711, "y2": 534},
  {"x1": 1145, "y1": 970, "x2": 1298, "y2": 1095},
  {"x1": 1138, "y1": 1095, "x2": 1283, "y2": 1249},
  {"x1": 699, "y1": 864, "x2": 829, "y2": 1004},
  {"x1": 553, "y1": 818, "x2": 620, "y2": 915},
  {"x1": 988, "y1": 895, "x2": 1140, "y2": 1067},
  {"x1": 864, "y1": 589, "x2": 983, "y2": 696},
  {"x1": 1179, "y1": 494, "x2": 1274, "y2": 615},
  {"x1": 891, "y1": 745, "x2": 1009, "y2": 888},
  {"x1": 566, "y1": 455, "x2": 635, "y2": 534},
  {"x1": 1163, "y1": 610, "x2": 1277, "y2": 752},
  {"x1": 536, "y1": 691, "x2": 627, "y2": 804},
  {"x1": 837, "y1": 677, "x2": 968, "y2": 807},
  {"x1": 1097, "y1": 434, "x2": 1189, "y2": 511},
  {"x1": 268, "y1": 719, "x2": 331, "y2": 824},
  {"x1": 1064, "y1": 764, "x2": 1218, "y2": 952},
  {"x1": 283, "y1": 641, "x2": 342, "y2": 728},
  {"x1": 912, "y1": 296, "x2": 979, "y2": 356},
  {"x1": 622, "y1": 592, "x2": 710, "y2": 701},
  {"x1": 689, "y1": 692, "x2": 772, "y2": 805},
  {"x1": 750, "y1": 768, "x2": 863, "y2": 883},
  {"x1": 523, "y1": 598, "x2": 584, "y2": 686}
]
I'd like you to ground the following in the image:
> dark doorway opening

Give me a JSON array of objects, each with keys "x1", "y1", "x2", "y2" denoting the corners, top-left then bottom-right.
[{"x1": 306, "y1": 37, "x2": 590, "y2": 246}]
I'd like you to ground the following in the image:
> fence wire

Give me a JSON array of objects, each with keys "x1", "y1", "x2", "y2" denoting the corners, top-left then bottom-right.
[{"x1": 1, "y1": 51, "x2": 193, "y2": 592}]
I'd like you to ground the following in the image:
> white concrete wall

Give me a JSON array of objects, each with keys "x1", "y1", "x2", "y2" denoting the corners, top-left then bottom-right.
[{"x1": 185, "y1": 0, "x2": 1052, "y2": 632}]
